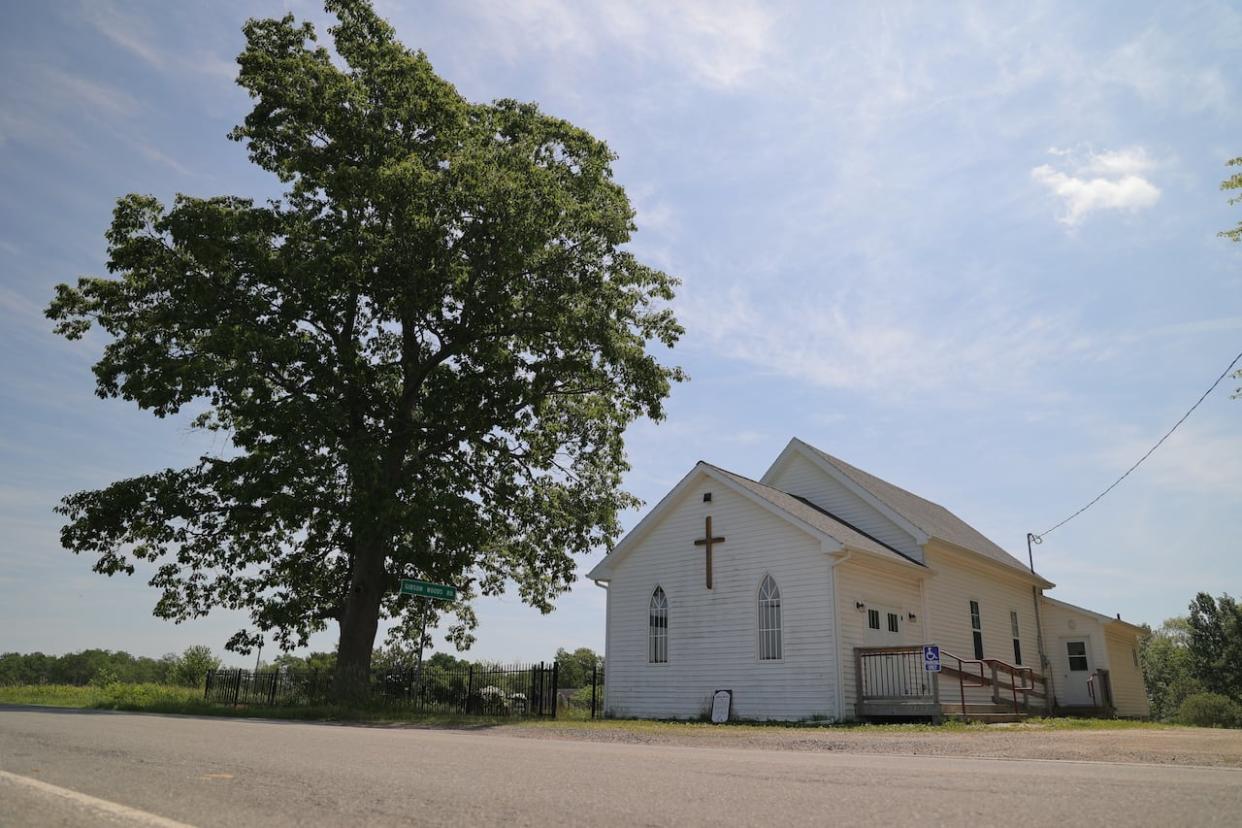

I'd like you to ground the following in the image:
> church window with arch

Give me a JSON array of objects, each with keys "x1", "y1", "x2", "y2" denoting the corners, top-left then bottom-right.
[
  {"x1": 757, "y1": 575, "x2": 783, "y2": 660},
  {"x1": 649, "y1": 586, "x2": 668, "y2": 663}
]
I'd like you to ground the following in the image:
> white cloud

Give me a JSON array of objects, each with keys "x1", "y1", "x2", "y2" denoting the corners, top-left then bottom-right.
[
  {"x1": 1096, "y1": 424, "x2": 1242, "y2": 498},
  {"x1": 451, "y1": 0, "x2": 776, "y2": 90},
  {"x1": 1031, "y1": 146, "x2": 1161, "y2": 226},
  {"x1": 77, "y1": 0, "x2": 236, "y2": 82},
  {"x1": 139, "y1": 144, "x2": 196, "y2": 177},
  {"x1": 678, "y1": 281, "x2": 1099, "y2": 401}
]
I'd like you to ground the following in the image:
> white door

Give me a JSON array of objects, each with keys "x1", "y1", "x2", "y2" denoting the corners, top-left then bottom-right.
[
  {"x1": 863, "y1": 606, "x2": 906, "y2": 646},
  {"x1": 1060, "y1": 638, "x2": 1094, "y2": 705}
]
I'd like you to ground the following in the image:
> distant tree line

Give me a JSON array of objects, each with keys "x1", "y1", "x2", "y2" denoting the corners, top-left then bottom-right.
[
  {"x1": 1141, "y1": 592, "x2": 1242, "y2": 727},
  {"x1": 1, "y1": 643, "x2": 602, "y2": 692},
  {"x1": 0, "y1": 645, "x2": 221, "y2": 688}
]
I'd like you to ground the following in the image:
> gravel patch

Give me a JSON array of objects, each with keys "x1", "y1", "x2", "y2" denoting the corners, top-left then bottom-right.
[{"x1": 495, "y1": 722, "x2": 1242, "y2": 768}]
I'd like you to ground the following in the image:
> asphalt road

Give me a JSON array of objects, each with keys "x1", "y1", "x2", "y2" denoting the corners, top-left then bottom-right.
[{"x1": 2, "y1": 706, "x2": 1240, "y2": 827}]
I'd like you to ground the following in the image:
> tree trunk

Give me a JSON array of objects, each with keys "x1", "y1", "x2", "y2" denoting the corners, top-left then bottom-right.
[{"x1": 333, "y1": 544, "x2": 386, "y2": 703}]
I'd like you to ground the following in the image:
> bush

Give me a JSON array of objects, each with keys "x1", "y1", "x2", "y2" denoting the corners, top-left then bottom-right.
[
  {"x1": 170, "y1": 645, "x2": 222, "y2": 688},
  {"x1": 1175, "y1": 693, "x2": 1241, "y2": 728}
]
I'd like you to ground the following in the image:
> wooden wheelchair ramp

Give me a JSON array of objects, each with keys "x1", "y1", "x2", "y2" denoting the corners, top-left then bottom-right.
[{"x1": 855, "y1": 646, "x2": 1049, "y2": 723}]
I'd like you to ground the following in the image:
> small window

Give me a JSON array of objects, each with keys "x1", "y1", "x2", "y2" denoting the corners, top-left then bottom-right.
[
  {"x1": 887, "y1": 612, "x2": 900, "y2": 634},
  {"x1": 649, "y1": 587, "x2": 668, "y2": 664},
  {"x1": 1010, "y1": 610, "x2": 1022, "y2": 665},
  {"x1": 758, "y1": 575, "x2": 782, "y2": 660},
  {"x1": 969, "y1": 600, "x2": 983, "y2": 659},
  {"x1": 868, "y1": 609, "x2": 880, "y2": 630},
  {"x1": 1131, "y1": 648, "x2": 1139, "y2": 668},
  {"x1": 1066, "y1": 641, "x2": 1088, "y2": 671}
]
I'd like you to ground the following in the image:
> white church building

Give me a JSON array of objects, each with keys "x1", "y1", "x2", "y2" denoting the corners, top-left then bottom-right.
[{"x1": 587, "y1": 438, "x2": 1150, "y2": 722}]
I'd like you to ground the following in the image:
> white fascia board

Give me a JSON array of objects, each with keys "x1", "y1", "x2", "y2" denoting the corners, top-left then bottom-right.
[
  {"x1": 772, "y1": 438, "x2": 931, "y2": 547},
  {"x1": 833, "y1": 541, "x2": 929, "y2": 574},
  {"x1": 758, "y1": 439, "x2": 804, "y2": 486},
  {"x1": 928, "y1": 538, "x2": 1056, "y2": 589},
  {"x1": 587, "y1": 462, "x2": 847, "y2": 580},
  {"x1": 1042, "y1": 595, "x2": 1142, "y2": 631},
  {"x1": 585, "y1": 463, "x2": 709, "y2": 581}
]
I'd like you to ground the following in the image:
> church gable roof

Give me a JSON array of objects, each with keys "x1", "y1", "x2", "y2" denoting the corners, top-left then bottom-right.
[
  {"x1": 586, "y1": 461, "x2": 921, "y2": 582},
  {"x1": 784, "y1": 438, "x2": 1036, "y2": 577},
  {"x1": 703, "y1": 464, "x2": 923, "y2": 568}
]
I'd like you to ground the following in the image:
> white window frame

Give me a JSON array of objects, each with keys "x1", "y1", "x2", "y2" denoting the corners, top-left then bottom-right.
[
  {"x1": 649, "y1": 586, "x2": 668, "y2": 664},
  {"x1": 757, "y1": 574, "x2": 783, "y2": 661},
  {"x1": 1010, "y1": 610, "x2": 1023, "y2": 665},
  {"x1": 969, "y1": 599, "x2": 984, "y2": 659}
]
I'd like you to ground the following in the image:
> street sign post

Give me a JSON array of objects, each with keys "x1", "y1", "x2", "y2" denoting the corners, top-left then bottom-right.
[
  {"x1": 398, "y1": 579, "x2": 458, "y2": 698},
  {"x1": 923, "y1": 644, "x2": 941, "y2": 673}
]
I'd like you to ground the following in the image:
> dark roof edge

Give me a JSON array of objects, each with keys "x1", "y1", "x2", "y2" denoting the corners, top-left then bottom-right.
[{"x1": 789, "y1": 494, "x2": 926, "y2": 568}]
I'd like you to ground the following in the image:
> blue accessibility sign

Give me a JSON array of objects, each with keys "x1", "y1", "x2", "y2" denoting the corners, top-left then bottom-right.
[{"x1": 923, "y1": 644, "x2": 941, "y2": 672}]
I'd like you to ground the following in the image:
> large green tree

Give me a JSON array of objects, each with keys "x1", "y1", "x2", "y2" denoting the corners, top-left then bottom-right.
[
  {"x1": 1138, "y1": 617, "x2": 1200, "y2": 720},
  {"x1": 1187, "y1": 592, "x2": 1242, "y2": 701},
  {"x1": 46, "y1": 0, "x2": 682, "y2": 699}
]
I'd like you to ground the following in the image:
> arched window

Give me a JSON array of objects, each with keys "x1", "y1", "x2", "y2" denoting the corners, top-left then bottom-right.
[
  {"x1": 649, "y1": 586, "x2": 668, "y2": 663},
  {"x1": 758, "y1": 575, "x2": 782, "y2": 660}
]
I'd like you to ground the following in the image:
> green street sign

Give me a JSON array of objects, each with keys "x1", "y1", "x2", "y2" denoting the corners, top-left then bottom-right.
[{"x1": 400, "y1": 579, "x2": 457, "y2": 600}]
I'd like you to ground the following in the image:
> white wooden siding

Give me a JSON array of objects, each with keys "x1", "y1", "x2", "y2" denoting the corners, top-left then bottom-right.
[
  {"x1": 765, "y1": 453, "x2": 922, "y2": 562},
  {"x1": 1104, "y1": 630, "x2": 1151, "y2": 718},
  {"x1": 922, "y1": 544, "x2": 1042, "y2": 706},
  {"x1": 1039, "y1": 599, "x2": 1108, "y2": 708},
  {"x1": 604, "y1": 472, "x2": 838, "y2": 721},
  {"x1": 835, "y1": 557, "x2": 925, "y2": 718}
]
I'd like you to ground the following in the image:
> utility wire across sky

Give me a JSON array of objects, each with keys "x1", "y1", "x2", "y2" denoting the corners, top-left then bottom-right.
[{"x1": 1030, "y1": 349, "x2": 1242, "y2": 546}]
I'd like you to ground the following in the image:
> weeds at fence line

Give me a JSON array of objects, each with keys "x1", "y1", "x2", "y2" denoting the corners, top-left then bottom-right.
[{"x1": 204, "y1": 661, "x2": 560, "y2": 717}]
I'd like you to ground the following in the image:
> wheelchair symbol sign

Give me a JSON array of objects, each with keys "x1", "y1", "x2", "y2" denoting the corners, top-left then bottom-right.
[{"x1": 923, "y1": 645, "x2": 941, "y2": 672}]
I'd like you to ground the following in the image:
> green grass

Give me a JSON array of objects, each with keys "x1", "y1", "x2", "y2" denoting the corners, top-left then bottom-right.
[
  {"x1": 0, "y1": 683, "x2": 519, "y2": 725},
  {"x1": 0, "y1": 684, "x2": 1180, "y2": 733}
]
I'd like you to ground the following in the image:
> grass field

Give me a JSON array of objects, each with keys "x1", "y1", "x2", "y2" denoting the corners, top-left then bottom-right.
[{"x1": 0, "y1": 682, "x2": 1180, "y2": 733}]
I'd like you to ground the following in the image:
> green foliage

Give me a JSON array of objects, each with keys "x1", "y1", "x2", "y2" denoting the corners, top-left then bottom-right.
[
  {"x1": 1186, "y1": 592, "x2": 1242, "y2": 700},
  {"x1": 1221, "y1": 155, "x2": 1242, "y2": 244},
  {"x1": 169, "y1": 645, "x2": 223, "y2": 688},
  {"x1": 1139, "y1": 618, "x2": 1202, "y2": 720},
  {"x1": 272, "y1": 651, "x2": 338, "y2": 673},
  {"x1": 44, "y1": 0, "x2": 682, "y2": 700},
  {"x1": 1175, "y1": 693, "x2": 1242, "y2": 729},
  {"x1": 554, "y1": 646, "x2": 602, "y2": 689},
  {"x1": 0, "y1": 649, "x2": 178, "y2": 687},
  {"x1": 1139, "y1": 594, "x2": 1242, "y2": 720}
]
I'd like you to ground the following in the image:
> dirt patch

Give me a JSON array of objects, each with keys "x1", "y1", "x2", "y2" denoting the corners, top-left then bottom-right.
[{"x1": 497, "y1": 722, "x2": 1242, "y2": 768}]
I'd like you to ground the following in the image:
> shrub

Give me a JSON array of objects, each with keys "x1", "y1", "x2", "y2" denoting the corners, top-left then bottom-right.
[{"x1": 1175, "y1": 692, "x2": 1241, "y2": 728}]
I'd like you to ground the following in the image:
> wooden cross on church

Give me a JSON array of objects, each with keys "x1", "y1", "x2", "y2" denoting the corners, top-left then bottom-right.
[{"x1": 694, "y1": 515, "x2": 725, "y2": 589}]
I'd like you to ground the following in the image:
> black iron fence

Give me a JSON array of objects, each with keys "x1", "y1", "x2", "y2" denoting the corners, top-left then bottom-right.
[{"x1": 205, "y1": 661, "x2": 560, "y2": 717}]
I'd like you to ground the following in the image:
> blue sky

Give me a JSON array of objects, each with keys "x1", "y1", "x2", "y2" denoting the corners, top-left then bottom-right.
[{"x1": 2, "y1": 1, "x2": 1240, "y2": 665}]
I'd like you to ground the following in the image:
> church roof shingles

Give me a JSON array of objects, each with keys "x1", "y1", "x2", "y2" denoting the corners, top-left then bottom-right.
[
  {"x1": 703, "y1": 463, "x2": 924, "y2": 568},
  {"x1": 795, "y1": 440, "x2": 1034, "y2": 576}
]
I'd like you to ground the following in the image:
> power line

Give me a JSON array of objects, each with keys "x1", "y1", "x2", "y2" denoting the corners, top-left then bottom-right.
[{"x1": 1031, "y1": 349, "x2": 1242, "y2": 544}]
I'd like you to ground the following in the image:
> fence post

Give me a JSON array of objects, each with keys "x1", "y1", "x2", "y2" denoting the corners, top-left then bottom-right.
[
  {"x1": 551, "y1": 661, "x2": 559, "y2": 719},
  {"x1": 467, "y1": 665, "x2": 474, "y2": 715},
  {"x1": 233, "y1": 669, "x2": 242, "y2": 708},
  {"x1": 591, "y1": 661, "x2": 598, "y2": 719},
  {"x1": 204, "y1": 669, "x2": 213, "y2": 701}
]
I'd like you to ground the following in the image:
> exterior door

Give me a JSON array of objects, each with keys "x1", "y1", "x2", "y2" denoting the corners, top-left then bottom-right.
[{"x1": 1060, "y1": 638, "x2": 1093, "y2": 705}]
